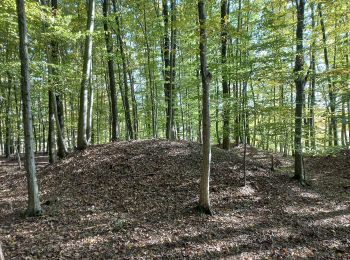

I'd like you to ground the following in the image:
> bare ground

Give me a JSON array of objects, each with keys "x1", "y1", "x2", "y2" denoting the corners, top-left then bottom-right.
[{"x1": 0, "y1": 139, "x2": 349, "y2": 259}]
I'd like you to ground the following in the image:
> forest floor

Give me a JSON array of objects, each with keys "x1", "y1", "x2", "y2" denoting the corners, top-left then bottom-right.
[{"x1": 0, "y1": 140, "x2": 349, "y2": 259}]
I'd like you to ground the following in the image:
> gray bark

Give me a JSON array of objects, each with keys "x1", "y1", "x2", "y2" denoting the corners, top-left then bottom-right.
[
  {"x1": 51, "y1": 92, "x2": 67, "y2": 158},
  {"x1": 77, "y1": 0, "x2": 95, "y2": 149},
  {"x1": 294, "y1": 0, "x2": 305, "y2": 184},
  {"x1": 198, "y1": 0, "x2": 212, "y2": 215},
  {"x1": 102, "y1": 0, "x2": 119, "y2": 141},
  {"x1": 16, "y1": 0, "x2": 42, "y2": 216},
  {"x1": 221, "y1": 0, "x2": 230, "y2": 150}
]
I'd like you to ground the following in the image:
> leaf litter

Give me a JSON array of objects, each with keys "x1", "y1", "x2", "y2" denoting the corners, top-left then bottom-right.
[{"x1": 0, "y1": 139, "x2": 349, "y2": 259}]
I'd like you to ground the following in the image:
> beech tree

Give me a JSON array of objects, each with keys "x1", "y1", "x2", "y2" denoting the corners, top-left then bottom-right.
[
  {"x1": 103, "y1": 0, "x2": 119, "y2": 141},
  {"x1": 198, "y1": 0, "x2": 212, "y2": 215},
  {"x1": 221, "y1": 0, "x2": 229, "y2": 150},
  {"x1": 16, "y1": 0, "x2": 42, "y2": 216},
  {"x1": 0, "y1": 0, "x2": 349, "y2": 176},
  {"x1": 77, "y1": 0, "x2": 95, "y2": 150},
  {"x1": 293, "y1": 0, "x2": 306, "y2": 184}
]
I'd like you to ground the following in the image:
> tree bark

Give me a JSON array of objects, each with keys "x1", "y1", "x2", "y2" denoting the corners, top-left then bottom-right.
[
  {"x1": 293, "y1": 0, "x2": 305, "y2": 184},
  {"x1": 142, "y1": 3, "x2": 157, "y2": 138},
  {"x1": 86, "y1": 63, "x2": 94, "y2": 144},
  {"x1": 221, "y1": 0, "x2": 230, "y2": 150},
  {"x1": 128, "y1": 70, "x2": 138, "y2": 139},
  {"x1": 77, "y1": 0, "x2": 95, "y2": 150},
  {"x1": 51, "y1": 92, "x2": 67, "y2": 158},
  {"x1": 309, "y1": 3, "x2": 316, "y2": 149},
  {"x1": 48, "y1": 90, "x2": 56, "y2": 162},
  {"x1": 198, "y1": 0, "x2": 212, "y2": 215},
  {"x1": 112, "y1": 0, "x2": 134, "y2": 140},
  {"x1": 16, "y1": 0, "x2": 42, "y2": 216},
  {"x1": 169, "y1": 0, "x2": 177, "y2": 140},
  {"x1": 5, "y1": 81, "x2": 12, "y2": 158},
  {"x1": 162, "y1": 0, "x2": 174, "y2": 139},
  {"x1": 318, "y1": 3, "x2": 337, "y2": 147},
  {"x1": 102, "y1": 0, "x2": 119, "y2": 141}
]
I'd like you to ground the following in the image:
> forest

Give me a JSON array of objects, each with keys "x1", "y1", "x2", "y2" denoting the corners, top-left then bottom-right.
[{"x1": 0, "y1": 0, "x2": 349, "y2": 258}]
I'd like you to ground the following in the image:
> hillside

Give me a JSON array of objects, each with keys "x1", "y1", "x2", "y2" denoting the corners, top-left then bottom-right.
[{"x1": 1, "y1": 140, "x2": 349, "y2": 259}]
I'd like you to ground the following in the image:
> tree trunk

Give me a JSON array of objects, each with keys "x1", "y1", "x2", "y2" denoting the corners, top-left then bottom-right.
[
  {"x1": 197, "y1": 66, "x2": 202, "y2": 143},
  {"x1": 198, "y1": 0, "x2": 212, "y2": 215},
  {"x1": 102, "y1": 0, "x2": 119, "y2": 141},
  {"x1": 51, "y1": 92, "x2": 67, "y2": 158},
  {"x1": 16, "y1": 0, "x2": 42, "y2": 216},
  {"x1": 293, "y1": 0, "x2": 305, "y2": 184},
  {"x1": 77, "y1": 0, "x2": 95, "y2": 150},
  {"x1": 309, "y1": 3, "x2": 316, "y2": 149},
  {"x1": 341, "y1": 98, "x2": 348, "y2": 146},
  {"x1": 5, "y1": 82, "x2": 12, "y2": 158},
  {"x1": 169, "y1": 0, "x2": 177, "y2": 140},
  {"x1": 128, "y1": 70, "x2": 138, "y2": 139},
  {"x1": 142, "y1": 3, "x2": 157, "y2": 138},
  {"x1": 14, "y1": 85, "x2": 21, "y2": 157},
  {"x1": 48, "y1": 91, "x2": 56, "y2": 162},
  {"x1": 86, "y1": 64, "x2": 94, "y2": 144},
  {"x1": 112, "y1": 0, "x2": 133, "y2": 140},
  {"x1": 221, "y1": 0, "x2": 230, "y2": 150},
  {"x1": 318, "y1": 3, "x2": 337, "y2": 147},
  {"x1": 162, "y1": 0, "x2": 173, "y2": 139}
]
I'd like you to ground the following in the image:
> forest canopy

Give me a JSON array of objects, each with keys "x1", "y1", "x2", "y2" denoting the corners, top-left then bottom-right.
[{"x1": 0, "y1": 0, "x2": 349, "y2": 157}]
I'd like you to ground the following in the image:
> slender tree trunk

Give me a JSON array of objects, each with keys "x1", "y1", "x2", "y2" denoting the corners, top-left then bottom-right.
[
  {"x1": 16, "y1": 0, "x2": 42, "y2": 216},
  {"x1": 162, "y1": 0, "x2": 173, "y2": 139},
  {"x1": 77, "y1": 0, "x2": 95, "y2": 150},
  {"x1": 169, "y1": 0, "x2": 177, "y2": 140},
  {"x1": 0, "y1": 119, "x2": 3, "y2": 155},
  {"x1": 86, "y1": 64, "x2": 94, "y2": 144},
  {"x1": 112, "y1": 0, "x2": 133, "y2": 140},
  {"x1": 14, "y1": 87, "x2": 21, "y2": 157},
  {"x1": 293, "y1": 0, "x2": 305, "y2": 185},
  {"x1": 346, "y1": 33, "x2": 350, "y2": 145},
  {"x1": 234, "y1": 0, "x2": 242, "y2": 147},
  {"x1": 102, "y1": 0, "x2": 119, "y2": 141},
  {"x1": 5, "y1": 82, "x2": 12, "y2": 158},
  {"x1": 48, "y1": 91, "x2": 56, "y2": 162},
  {"x1": 197, "y1": 66, "x2": 202, "y2": 143},
  {"x1": 318, "y1": 3, "x2": 337, "y2": 147},
  {"x1": 221, "y1": 0, "x2": 230, "y2": 150},
  {"x1": 215, "y1": 80, "x2": 221, "y2": 145},
  {"x1": 128, "y1": 71, "x2": 138, "y2": 139},
  {"x1": 51, "y1": 92, "x2": 67, "y2": 158},
  {"x1": 142, "y1": 4, "x2": 157, "y2": 138},
  {"x1": 310, "y1": 3, "x2": 316, "y2": 149},
  {"x1": 49, "y1": 0, "x2": 66, "y2": 159},
  {"x1": 47, "y1": 0, "x2": 58, "y2": 162},
  {"x1": 341, "y1": 98, "x2": 348, "y2": 146},
  {"x1": 198, "y1": 0, "x2": 212, "y2": 215},
  {"x1": 69, "y1": 93, "x2": 76, "y2": 148}
]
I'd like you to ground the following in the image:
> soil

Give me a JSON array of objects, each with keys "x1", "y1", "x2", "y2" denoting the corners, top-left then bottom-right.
[{"x1": 0, "y1": 139, "x2": 349, "y2": 259}]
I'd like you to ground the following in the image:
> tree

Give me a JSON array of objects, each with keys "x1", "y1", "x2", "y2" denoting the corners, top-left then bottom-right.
[
  {"x1": 221, "y1": 0, "x2": 230, "y2": 150},
  {"x1": 112, "y1": 0, "x2": 134, "y2": 140},
  {"x1": 318, "y1": 3, "x2": 338, "y2": 147},
  {"x1": 77, "y1": 0, "x2": 95, "y2": 150},
  {"x1": 293, "y1": 0, "x2": 306, "y2": 184},
  {"x1": 197, "y1": 0, "x2": 212, "y2": 215},
  {"x1": 162, "y1": 0, "x2": 173, "y2": 139},
  {"x1": 1, "y1": 0, "x2": 348, "y2": 160},
  {"x1": 103, "y1": 0, "x2": 119, "y2": 141},
  {"x1": 16, "y1": 0, "x2": 42, "y2": 216},
  {"x1": 52, "y1": 91, "x2": 67, "y2": 158}
]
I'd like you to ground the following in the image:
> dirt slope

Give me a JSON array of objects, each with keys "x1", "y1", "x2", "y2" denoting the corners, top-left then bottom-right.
[{"x1": 0, "y1": 140, "x2": 349, "y2": 259}]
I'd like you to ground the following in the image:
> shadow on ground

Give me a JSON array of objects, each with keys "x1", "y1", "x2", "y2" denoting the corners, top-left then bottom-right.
[{"x1": 0, "y1": 140, "x2": 349, "y2": 259}]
